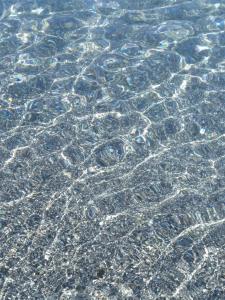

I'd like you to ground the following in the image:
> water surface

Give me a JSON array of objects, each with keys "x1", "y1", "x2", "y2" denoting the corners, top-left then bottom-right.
[{"x1": 0, "y1": 0, "x2": 225, "y2": 299}]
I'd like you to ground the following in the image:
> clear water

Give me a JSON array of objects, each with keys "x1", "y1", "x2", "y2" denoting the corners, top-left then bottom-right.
[{"x1": 0, "y1": 0, "x2": 225, "y2": 299}]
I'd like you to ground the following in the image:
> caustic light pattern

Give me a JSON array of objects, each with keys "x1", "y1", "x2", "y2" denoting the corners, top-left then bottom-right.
[{"x1": 0, "y1": 0, "x2": 225, "y2": 299}]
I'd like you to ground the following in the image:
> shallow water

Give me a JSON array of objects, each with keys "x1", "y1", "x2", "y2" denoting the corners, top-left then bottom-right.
[{"x1": 0, "y1": 0, "x2": 225, "y2": 299}]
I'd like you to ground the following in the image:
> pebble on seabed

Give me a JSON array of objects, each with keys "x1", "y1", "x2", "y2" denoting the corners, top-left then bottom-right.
[
  {"x1": 200, "y1": 128, "x2": 206, "y2": 135},
  {"x1": 135, "y1": 136, "x2": 145, "y2": 144}
]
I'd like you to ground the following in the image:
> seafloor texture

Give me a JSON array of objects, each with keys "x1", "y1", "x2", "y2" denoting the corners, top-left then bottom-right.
[{"x1": 0, "y1": 0, "x2": 225, "y2": 299}]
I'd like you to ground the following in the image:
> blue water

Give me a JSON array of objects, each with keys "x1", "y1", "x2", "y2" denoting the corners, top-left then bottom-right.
[{"x1": 0, "y1": 0, "x2": 225, "y2": 299}]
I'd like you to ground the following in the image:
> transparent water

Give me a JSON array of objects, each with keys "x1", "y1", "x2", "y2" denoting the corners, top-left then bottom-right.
[{"x1": 0, "y1": 0, "x2": 225, "y2": 299}]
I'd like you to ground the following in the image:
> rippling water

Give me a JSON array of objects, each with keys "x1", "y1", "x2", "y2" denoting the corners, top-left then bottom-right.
[{"x1": 0, "y1": 0, "x2": 225, "y2": 299}]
